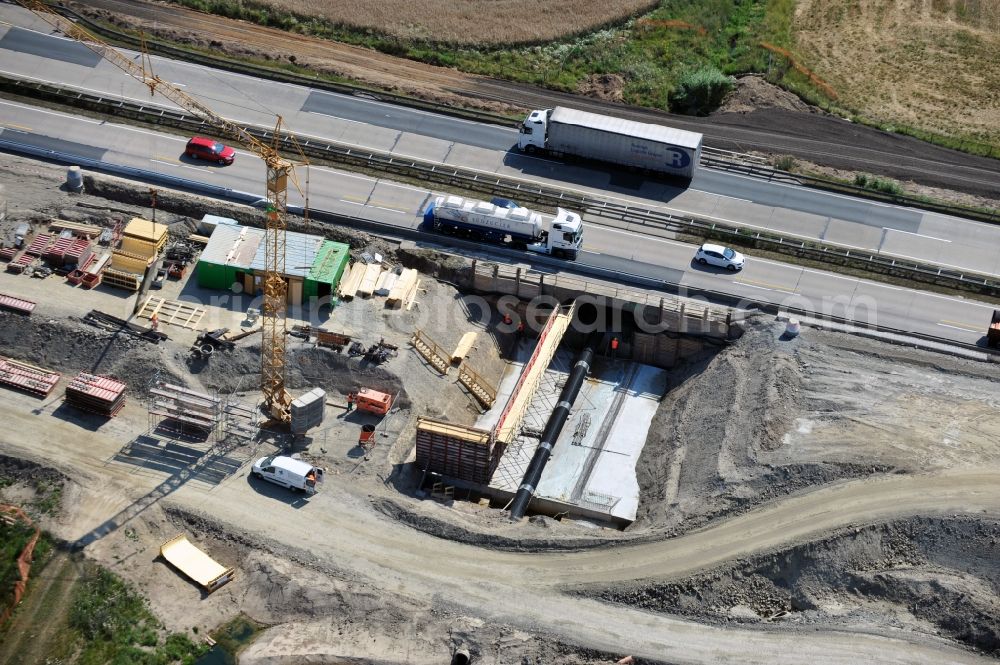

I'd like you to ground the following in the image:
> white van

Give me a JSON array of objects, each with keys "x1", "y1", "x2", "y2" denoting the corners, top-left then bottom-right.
[{"x1": 251, "y1": 455, "x2": 325, "y2": 494}]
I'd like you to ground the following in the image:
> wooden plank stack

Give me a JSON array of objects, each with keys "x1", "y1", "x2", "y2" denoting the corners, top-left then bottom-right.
[
  {"x1": 355, "y1": 263, "x2": 382, "y2": 297},
  {"x1": 336, "y1": 262, "x2": 366, "y2": 300},
  {"x1": 65, "y1": 373, "x2": 127, "y2": 417},
  {"x1": 386, "y1": 268, "x2": 418, "y2": 308}
]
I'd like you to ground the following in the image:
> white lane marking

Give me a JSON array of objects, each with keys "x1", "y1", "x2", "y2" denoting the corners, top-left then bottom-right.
[
  {"x1": 594, "y1": 224, "x2": 691, "y2": 249},
  {"x1": 303, "y1": 111, "x2": 366, "y2": 124},
  {"x1": 339, "y1": 200, "x2": 364, "y2": 206},
  {"x1": 0, "y1": 68, "x2": 176, "y2": 108},
  {"x1": 884, "y1": 227, "x2": 951, "y2": 242},
  {"x1": 738, "y1": 283, "x2": 792, "y2": 295},
  {"x1": 0, "y1": 98, "x2": 103, "y2": 124},
  {"x1": 920, "y1": 292, "x2": 996, "y2": 309},
  {"x1": 937, "y1": 323, "x2": 980, "y2": 333},
  {"x1": 150, "y1": 159, "x2": 209, "y2": 173},
  {"x1": 712, "y1": 193, "x2": 752, "y2": 203},
  {"x1": 309, "y1": 165, "x2": 428, "y2": 195}
]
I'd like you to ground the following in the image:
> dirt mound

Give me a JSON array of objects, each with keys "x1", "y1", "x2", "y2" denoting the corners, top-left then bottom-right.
[
  {"x1": 194, "y1": 342, "x2": 410, "y2": 408},
  {"x1": 0, "y1": 311, "x2": 183, "y2": 394},
  {"x1": 577, "y1": 74, "x2": 626, "y2": 102},
  {"x1": 600, "y1": 516, "x2": 1000, "y2": 655},
  {"x1": 715, "y1": 75, "x2": 822, "y2": 115},
  {"x1": 632, "y1": 321, "x2": 1000, "y2": 535}
]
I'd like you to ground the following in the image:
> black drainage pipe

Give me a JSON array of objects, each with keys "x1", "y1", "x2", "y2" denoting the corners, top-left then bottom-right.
[{"x1": 509, "y1": 333, "x2": 601, "y2": 521}]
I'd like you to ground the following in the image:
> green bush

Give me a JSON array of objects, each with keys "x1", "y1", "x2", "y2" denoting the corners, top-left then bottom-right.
[
  {"x1": 69, "y1": 567, "x2": 208, "y2": 664},
  {"x1": 774, "y1": 155, "x2": 796, "y2": 171},
  {"x1": 668, "y1": 66, "x2": 733, "y2": 115},
  {"x1": 854, "y1": 173, "x2": 903, "y2": 196}
]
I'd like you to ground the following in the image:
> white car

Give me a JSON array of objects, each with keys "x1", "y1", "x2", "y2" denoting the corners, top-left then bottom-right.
[{"x1": 695, "y1": 243, "x2": 745, "y2": 271}]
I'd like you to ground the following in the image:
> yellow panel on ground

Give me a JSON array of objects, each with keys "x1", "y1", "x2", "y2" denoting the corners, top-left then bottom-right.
[
  {"x1": 160, "y1": 534, "x2": 235, "y2": 593},
  {"x1": 450, "y1": 332, "x2": 477, "y2": 364}
]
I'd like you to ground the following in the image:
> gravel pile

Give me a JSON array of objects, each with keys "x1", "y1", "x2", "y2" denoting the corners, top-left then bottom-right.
[
  {"x1": 601, "y1": 516, "x2": 1000, "y2": 655},
  {"x1": 0, "y1": 311, "x2": 183, "y2": 394}
]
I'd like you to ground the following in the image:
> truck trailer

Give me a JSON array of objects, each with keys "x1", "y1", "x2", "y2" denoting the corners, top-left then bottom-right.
[
  {"x1": 423, "y1": 195, "x2": 583, "y2": 259},
  {"x1": 517, "y1": 106, "x2": 703, "y2": 181}
]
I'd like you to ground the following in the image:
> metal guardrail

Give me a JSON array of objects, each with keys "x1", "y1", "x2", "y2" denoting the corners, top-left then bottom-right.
[
  {"x1": 56, "y1": 3, "x2": 1000, "y2": 226},
  {"x1": 4, "y1": 71, "x2": 1000, "y2": 299}
]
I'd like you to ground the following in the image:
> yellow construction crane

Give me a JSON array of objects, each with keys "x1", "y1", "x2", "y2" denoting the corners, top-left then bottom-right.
[{"x1": 16, "y1": 1, "x2": 296, "y2": 420}]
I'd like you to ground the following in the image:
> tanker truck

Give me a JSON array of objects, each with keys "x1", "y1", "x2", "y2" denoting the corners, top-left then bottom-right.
[
  {"x1": 517, "y1": 106, "x2": 702, "y2": 181},
  {"x1": 423, "y1": 195, "x2": 583, "y2": 259}
]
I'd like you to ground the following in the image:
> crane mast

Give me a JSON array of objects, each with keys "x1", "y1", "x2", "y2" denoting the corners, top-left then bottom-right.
[{"x1": 16, "y1": 0, "x2": 294, "y2": 420}]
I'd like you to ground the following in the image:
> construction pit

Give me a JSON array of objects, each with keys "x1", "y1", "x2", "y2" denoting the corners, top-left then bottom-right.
[{"x1": 0, "y1": 155, "x2": 999, "y2": 664}]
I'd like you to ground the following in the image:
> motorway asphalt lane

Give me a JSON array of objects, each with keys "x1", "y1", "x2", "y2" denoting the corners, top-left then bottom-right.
[
  {"x1": 2, "y1": 7, "x2": 1000, "y2": 280},
  {"x1": 0, "y1": 98, "x2": 994, "y2": 347}
]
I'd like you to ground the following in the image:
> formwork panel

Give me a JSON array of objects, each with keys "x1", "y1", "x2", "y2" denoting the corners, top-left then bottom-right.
[{"x1": 415, "y1": 417, "x2": 495, "y2": 485}]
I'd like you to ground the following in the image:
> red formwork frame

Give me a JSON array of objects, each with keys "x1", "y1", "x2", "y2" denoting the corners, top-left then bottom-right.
[{"x1": 0, "y1": 293, "x2": 36, "y2": 315}]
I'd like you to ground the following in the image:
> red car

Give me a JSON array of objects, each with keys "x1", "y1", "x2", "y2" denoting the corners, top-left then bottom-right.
[{"x1": 185, "y1": 136, "x2": 236, "y2": 165}]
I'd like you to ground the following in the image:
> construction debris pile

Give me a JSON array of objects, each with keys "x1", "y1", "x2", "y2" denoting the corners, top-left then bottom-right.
[{"x1": 65, "y1": 373, "x2": 127, "y2": 417}]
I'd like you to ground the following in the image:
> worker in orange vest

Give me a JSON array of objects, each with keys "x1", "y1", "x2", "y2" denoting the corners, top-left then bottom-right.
[
  {"x1": 150, "y1": 313, "x2": 159, "y2": 331},
  {"x1": 502, "y1": 312, "x2": 513, "y2": 326},
  {"x1": 516, "y1": 320, "x2": 525, "y2": 340},
  {"x1": 345, "y1": 391, "x2": 356, "y2": 413},
  {"x1": 610, "y1": 336, "x2": 619, "y2": 359}
]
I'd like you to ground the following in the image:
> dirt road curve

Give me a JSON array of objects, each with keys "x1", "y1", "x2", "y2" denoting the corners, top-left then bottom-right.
[
  {"x1": 2, "y1": 403, "x2": 996, "y2": 664},
  {"x1": 72, "y1": 0, "x2": 1000, "y2": 198}
]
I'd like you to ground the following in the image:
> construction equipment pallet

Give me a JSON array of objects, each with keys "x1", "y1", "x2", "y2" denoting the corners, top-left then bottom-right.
[
  {"x1": 0, "y1": 293, "x2": 36, "y2": 315},
  {"x1": 0, "y1": 357, "x2": 60, "y2": 397}
]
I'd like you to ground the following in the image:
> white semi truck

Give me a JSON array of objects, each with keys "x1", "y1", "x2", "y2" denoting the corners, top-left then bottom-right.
[
  {"x1": 517, "y1": 106, "x2": 703, "y2": 181},
  {"x1": 423, "y1": 195, "x2": 583, "y2": 259}
]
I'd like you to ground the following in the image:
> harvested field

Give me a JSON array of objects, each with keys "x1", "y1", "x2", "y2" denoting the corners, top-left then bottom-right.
[
  {"x1": 226, "y1": 0, "x2": 657, "y2": 45},
  {"x1": 794, "y1": 0, "x2": 1000, "y2": 147}
]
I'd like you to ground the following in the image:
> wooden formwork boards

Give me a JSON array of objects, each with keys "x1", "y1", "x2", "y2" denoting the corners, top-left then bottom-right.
[
  {"x1": 458, "y1": 361, "x2": 497, "y2": 409},
  {"x1": 111, "y1": 250, "x2": 152, "y2": 274},
  {"x1": 137, "y1": 296, "x2": 206, "y2": 329},
  {"x1": 48, "y1": 219, "x2": 102, "y2": 238},
  {"x1": 415, "y1": 417, "x2": 495, "y2": 485},
  {"x1": 450, "y1": 332, "x2": 477, "y2": 364},
  {"x1": 123, "y1": 217, "x2": 168, "y2": 252},
  {"x1": 494, "y1": 304, "x2": 574, "y2": 444},
  {"x1": 410, "y1": 329, "x2": 450, "y2": 375},
  {"x1": 120, "y1": 236, "x2": 158, "y2": 259},
  {"x1": 355, "y1": 264, "x2": 382, "y2": 297},
  {"x1": 101, "y1": 268, "x2": 142, "y2": 291},
  {"x1": 386, "y1": 268, "x2": 417, "y2": 306},
  {"x1": 337, "y1": 262, "x2": 366, "y2": 299}
]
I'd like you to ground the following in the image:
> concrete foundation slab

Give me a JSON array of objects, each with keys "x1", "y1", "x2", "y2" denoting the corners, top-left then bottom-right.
[{"x1": 486, "y1": 348, "x2": 667, "y2": 525}]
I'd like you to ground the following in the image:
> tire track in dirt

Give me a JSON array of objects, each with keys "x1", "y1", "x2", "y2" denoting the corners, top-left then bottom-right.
[{"x1": 0, "y1": 552, "x2": 81, "y2": 665}]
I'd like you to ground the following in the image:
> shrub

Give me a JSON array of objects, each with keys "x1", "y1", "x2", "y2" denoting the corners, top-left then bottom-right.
[
  {"x1": 668, "y1": 66, "x2": 733, "y2": 115},
  {"x1": 774, "y1": 155, "x2": 796, "y2": 171}
]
